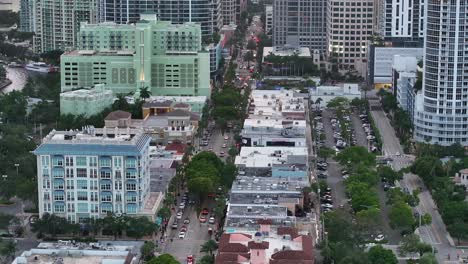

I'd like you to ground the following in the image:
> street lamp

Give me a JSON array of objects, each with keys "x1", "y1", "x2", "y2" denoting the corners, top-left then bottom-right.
[{"x1": 14, "y1": 163, "x2": 19, "y2": 177}]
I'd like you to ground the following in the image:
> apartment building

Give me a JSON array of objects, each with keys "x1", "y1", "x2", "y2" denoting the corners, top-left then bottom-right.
[
  {"x1": 393, "y1": 55, "x2": 419, "y2": 123},
  {"x1": 32, "y1": 0, "x2": 98, "y2": 53},
  {"x1": 60, "y1": 84, "x2": 114, "y2": 117},
  {"x1": 19, "y1": 0, "x2": 34, "y2": 32},
  {"x1": 273, "y1": 0, "x2": 326, "y2": 52},
  {"x1": 413, "y1": 0, "x2": 468, "y2": 145},
  {"x1": 98, "y1": 0, "x2": 156, "y2": 24},
  {"x1": 61, "y1": 15, "x2": 210, "y2": 97},
  {"x1": 326, "y1": 0, "x2": 374, "y2": 76},
  {"x1": 33, "y1": 127, "x2": 161, "y2": 223}
]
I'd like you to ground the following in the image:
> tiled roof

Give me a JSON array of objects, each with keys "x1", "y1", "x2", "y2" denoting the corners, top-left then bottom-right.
[
  {"x1": 143, "y1": 100, "x2": 173, "y2": 108},
  {"x1": 277, "y1": 227, "x2": 299, "y2": 238},
  {"x1": 219, "y1": 243, "x2": 249, "y2": 253},
  {"x1": 248, "y1": 241, "x2": 269, "y2": 250},
  {"x1": 165, "y1": 142, "x2": 187, "y2": 154},
  {"x1": 257, "y1": 219, "x2": 272, "y2": 225},
  {"x1": 105, "y1": 110, "x2": 131, "y2": 120}
]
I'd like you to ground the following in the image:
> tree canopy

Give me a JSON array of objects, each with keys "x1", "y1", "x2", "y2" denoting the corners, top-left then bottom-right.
[
  {"x1": 148, "y1": 254, "x2": 180, "y2": 264},
  {"x1": 368, "y1": 245, "x2": 398, "y2": 264}
]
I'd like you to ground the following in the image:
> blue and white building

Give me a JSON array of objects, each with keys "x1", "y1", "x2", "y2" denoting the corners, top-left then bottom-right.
[{"x1": 34, "y1": 127, "x2": 160, "y2": 223}]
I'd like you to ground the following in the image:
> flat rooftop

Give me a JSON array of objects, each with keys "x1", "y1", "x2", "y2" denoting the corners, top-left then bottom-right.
[
  {"x1": 262, "y1": 46, "x2": 311, "y2": 61},
  {"x1": 227, "y1": 204, "x2": 289, "y2": 219},
  {"x1": 231, "y1": 176, "x2": 308, "y2": 193},
  {"x1": 243, "y1": 118, "x2": 306, "y2": 129},
  {"x1": 34, "y1": 127, "x2": 151, "y2": 156},
  {"x1": 235, "y1": 147, "x2": 308, "y2": 168}
]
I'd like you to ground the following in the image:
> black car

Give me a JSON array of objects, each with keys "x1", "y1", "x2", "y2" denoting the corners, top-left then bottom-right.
[{"x1": 318, "y1": 173, "x2": 327, "y2": 179}]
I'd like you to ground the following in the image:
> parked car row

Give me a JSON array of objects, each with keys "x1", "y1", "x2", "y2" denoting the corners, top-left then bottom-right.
[
  {"x1": 359, "y1": 113, "x2": 379, "y2": 153},
  {"x1": 320, "y1": 187, "x2": 333, "y2": 212}
]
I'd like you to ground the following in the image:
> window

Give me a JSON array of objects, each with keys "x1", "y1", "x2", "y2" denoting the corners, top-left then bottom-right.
[
  {"x1": 89, "y1": 157, "x2": 98, "y2": 167},
  {"x1": 100, "y1": 182, "x2": 111, "y2": 191},
  {"x1": 65, "y1": 157, "x2": 74, "y2": 166},
  {"x1": 54, "y1": 204, "x2": 65, "y2": 213},
  {"x1": 66, "y1": 169, "x2": 74, "y2": 178},
  {"x1": 100, "y1": 158, "x2": 111, "y2": 167},
  {"x1": 101, "y1": 203, "x2": 113, "y2": 214},
  {"x1": 126, "y1": 183, "x2": 136, "y2": 191},
  {"x1": 42, "y1": 168, "x2": 50, "y2": 177},
  {"x1": 77, "y1": 203, "x2": 88, "y2": 213},
  {"x1": 90, "y1": 168, "x2": 98, "y2": 178},
  {"x1": 54, "y1": 192, "x2": 64, "y2": 201},
  {"x1": 77, "y1": 180, "x2": 88, "y2": 190},
  {"x1": 52, "y1": 157, "x2": 63, "y2": 166},
  {"x1": 113, "y1": 157, "x2": 122, "y2": 167},
  {"x1": 100, "y1": 170, "x2": 111, "y2": 179},
  {"x1": 53, "y1": 180, "x2": 64, "y2": 190},
  {"x1": 53, "y1": 168, "x2": 64, "y2": 178},
  {"x1": 77, "y1": 191, "x2": 88, "y2": 201},
  {"x1": 126, "y1": 170, "x2": 136, "y2": 179},
  {"x1": 115, "y1": 181, "x2": 122, "y2": 190},
  {"x1": 126, "y1": 194, "x2": 137, "y2": 203},
  {"x1": 125, "y1": 158, "x2": 137, "y2": 168},
  {"x1": 101, "y1": 194, "x2": 112, "y2": 202},
  {"x1": 77, "y1": 168, "x2": 87, "y2": 178},
  {"x1": 41, "y1": 156, "x2": 50, "y2": 166},
  {"x1": 76, "y1": 157, "x2": 87, "y2": 166}
]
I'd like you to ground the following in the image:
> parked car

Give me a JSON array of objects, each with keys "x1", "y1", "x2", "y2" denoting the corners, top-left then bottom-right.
[
  {"x1": 172, "y1": 220, "x2": 179, "y2": 229},
  {"x1": 179, "y1": 231, "x2": 186, "y2": 239},
  {"x1": 199, "y1": 215, "x2": 207, "y2": 223},
  {"x1": 179, "y1": 202, "x2": 185, "y2": 209},
  {"x1": 375, "y1": 234, "x2": 385, "y2": 242},
  {"x1": 184, "y1": 218, "x2": 190, "y2": 224},
  {"x1": 209, "y1": 217, "x2": 215, "y2": 224},
  {"x1": 176, "y1": 212, "x2": 183, "y2": 219},
  {"x1": 202, "y1": 208, "x2": 209, "y2": 215}
]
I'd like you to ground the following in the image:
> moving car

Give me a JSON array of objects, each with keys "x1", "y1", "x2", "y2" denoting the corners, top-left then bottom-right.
[
  {"x1": 199, "y1": 215, "x2": 207, "y2": 223},
  {"x1": 202, "y1": 208, "x2": 209, "y2": 215},
  {"x1": 171, "y1": 221, "x2": 178, "y2": 229},
  {"x1": 179, "y1": 202, "x2": 185, "y2": 209},
  {"x1": 224, "y1": 135, "x2": 229, "y2": 140},
  {"x1": 375, "y1": 234, "x2": 385, "y2": 242},
  {"x1": 184, "y1": 218, "x2": 190, "y2": 224},
  {"x1": 187, "y1": 255, "x2": 194, "y2": 264},
  {"x1": 208, "y1": 217, "x2": 215, "y2": 224},
  {"x1": 176, "y1": 212, "x2": 183, "y2": 219}
]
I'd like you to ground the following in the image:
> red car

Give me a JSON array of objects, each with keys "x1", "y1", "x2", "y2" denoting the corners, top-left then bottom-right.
[
  {"x1": 199, "y1": 215, "x2": 207, "y2": 223},
  {"x1": 202, "y1": 208, "x2": 209, "y2": 215},
  {"x1": 187, "y1": 255, "x2": 194, "y2": 264}
]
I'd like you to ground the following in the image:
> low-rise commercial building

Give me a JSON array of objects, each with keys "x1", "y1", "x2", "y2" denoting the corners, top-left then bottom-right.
[
  {"x1": 309, "y1": 83, "x2": 361, "y2": 107},
  {"x1": 60, "y1": 84, "x2": 114, "y2": 117},
  {"x1": 13, "y1": 241, "x2": 138, "y2": 264},
  {"x1": 249, "y1": 90, "x2": 306, "y2": 120},
  {"x1": 262, "y1": 46, "x2": 311, "y2": 62},
  {"x1": 241, "y1": 118, "x2": 306, "y2": 148},
  {"x1": 235, "y1": 147, "x2": 308, "y2": 177},
  {"x1": 216, "y1": 228, "x2": 314, "y2": 264}
]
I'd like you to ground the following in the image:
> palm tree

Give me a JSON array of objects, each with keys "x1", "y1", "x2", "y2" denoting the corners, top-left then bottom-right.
[
  {"x1": 139, "y1": 86, "x2": 152, "y2": 100},
  {"x1": 112, "y1": 94, "x2": 129, "y2": 111},
  {"x1": 200, "y1": 240, "x2": 218, "y2": 256},
  {"x1": 315, "y1": 97, "x2": 323, "y2": 111}
]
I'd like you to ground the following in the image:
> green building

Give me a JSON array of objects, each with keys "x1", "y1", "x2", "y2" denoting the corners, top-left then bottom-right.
[
  {"x1": 60, "y1": 84, "x2": 114, "y2": 117},
  {"x1": 61, "y1": 14, "x2": 211, "y2": 97}
]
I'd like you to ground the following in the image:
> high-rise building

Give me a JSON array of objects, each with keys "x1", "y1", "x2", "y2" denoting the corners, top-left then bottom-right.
[
  {"x1": 98, "y1": 0, "x2": 221, "y2": 37},
  {"x1": 61, "y1": 14, "x2": 211, "y2": 97},
  {"x1": 98, "y1": 0, "x2": 155, "y2": 24},
  {"x1": 34, "y1": 127, "x2": 154, "y2": 223},
  {"x1": 19, "y1": 0, "x2": 34, "y2": 32},
  {"x1": 381, "y1": 0, "x2": 425, "y2": 42},
  {"x1": 265, "y1": 4, "x2": 273, "y2": 36},
  {"x1": 326, "y1": 0, "x2": 375, "y2": 76},
  {"x1": 273, "y1": 0, "x2": 326, "y2": 52},
  {"x1": 413, "y1": 0, "x2": 468, "y2": 145},
  {"x1": 32, "y1": 0, "x2": 98, "y2": 53},
  {"x1": 221, "y1": 0, "x2": 236, "y2": 25}
]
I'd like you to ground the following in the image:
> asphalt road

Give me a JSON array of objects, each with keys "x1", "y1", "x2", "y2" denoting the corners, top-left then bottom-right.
[
  {"x1": 370, "y1": 105, "x2": 459, "y2": 263},
  {"x1": 162, "y1": 15, "x2": 263, "y2": 263}
]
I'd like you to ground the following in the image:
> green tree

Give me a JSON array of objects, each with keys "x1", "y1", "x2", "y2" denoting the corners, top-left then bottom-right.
[
  {"x1": 346, "y1": 182, "x2": 379, "y2": 212},
  {"x1": 0, "y1": 91, "x2": 27, "y2": 123},
  {"x1": 418, "y1": 253, "x2": 438, "y2": 264},
  {"x1": 140, "y1": 241, "x2": 156, "y2": 261},
  {"x1": 126, "y1": 216, "x2": 157, "y2": 239},
  {"x1": 157, "y1": 207, "x2": 171, "y2": 219},
  {"x1": 368, "y1": 245, "x2": 398, "y2": 264},
  {"x1": 147, "y1": 254, "x2": 180, "y2": 264},
  {"x1": 112, "y1": 94, "x2": 130, "y2": 111},
  {"x1": 0, "y1": 240, "x2": 16, "y2": 260},
  {"x1": 356, "y1": 207, "x2": 382, "y2": 236},
  {"x1": 200, "y1": 239, "x2": 218, "y2": 256},
  {"x1": 398, "y1": 234, "x2": 432, "y2": 257},
  {"x1": 318, "y1": 147, "x2": 335, "y2": 162},
  {"x1": 447, "y1": 220, "x2": 468, "y2": 244},
  {"x1": 247, "y1": 39, "x2": 256, "y2": 51},
  {"x1": 389, "y1": 201, "x2": 415, "y2": 231},
  {"x1": 198, "y1": 255, "x2": 214, "y2": 264},
  {"x1": 336, "y1": 146, "x2": 376, "y2": 169},
  {"x1": 377, "y1": 166, "x2": 402, "y2": 184},
  {"x1": 139, "y1": 86, "x2": 152, "y2": 100},
  {"x1": 327, "y1": 97, "x2": 349, "y2": 108}
]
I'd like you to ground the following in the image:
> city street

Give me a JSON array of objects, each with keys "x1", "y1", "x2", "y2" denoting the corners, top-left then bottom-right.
[
  {"x1": 370, "y1": 104, "x2": 459, "y2": 263},
  {"x1": 162, "y1": 15, "x2": 262, "y2": 263}
]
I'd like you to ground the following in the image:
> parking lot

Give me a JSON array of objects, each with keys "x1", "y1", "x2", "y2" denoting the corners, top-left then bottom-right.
[{"x1": 313, "y1": 106, "x2": 401, "y2": 244}]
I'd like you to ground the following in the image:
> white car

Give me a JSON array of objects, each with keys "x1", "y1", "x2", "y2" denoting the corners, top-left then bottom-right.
[
  {"x1": 395, "y1": 152, "x2": 401, "y2": 156},
  {"x1": 321, "y1": 203, "x2": 333, "y2": 208},
  {"x1": 209, "y1": 217, "x2": 215, "y2": 224},
  {"x1": 224, "y1": 135, "x2": 229, "y2": 140},
  {"x1": 375, "y1": 234, "x2": 385, "y2": 242},
  {"x1": 179, "y1": 202, "x2": 185, "y2": 209},
  {"x1": 179, "y1": 231, "x2": 186, "y2": 239},
  {"x1": 176, "y1": 212, "x2": 183, "y2": 219}
]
